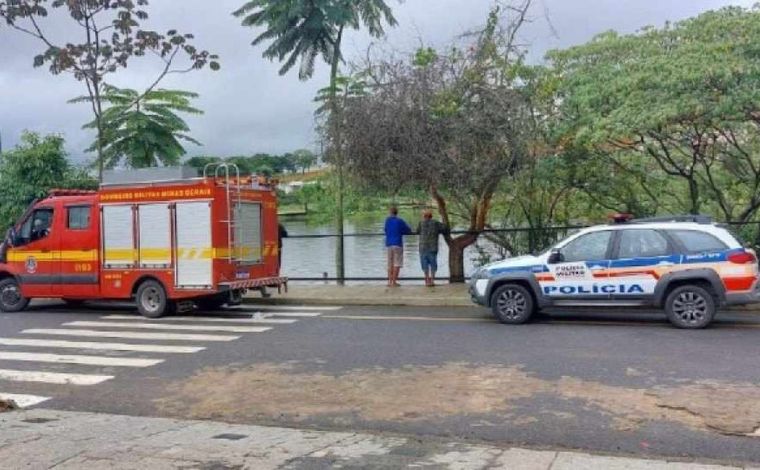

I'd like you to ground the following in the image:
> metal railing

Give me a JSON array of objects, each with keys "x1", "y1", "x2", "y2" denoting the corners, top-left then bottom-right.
[{"x1": 280, "y1": 221, "x2": 760, "y2": 283}]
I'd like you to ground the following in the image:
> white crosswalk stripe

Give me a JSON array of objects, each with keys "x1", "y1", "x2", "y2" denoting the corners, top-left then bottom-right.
[
  {"x1": 0, "y1": 369, "x2": 113, "y2": 385},
  {"x1": 0, "y1": 305, "x2": 326, "y2": 408},
  {"x1": 22, "y1": 329, "x2": 239, "y2": 342},
  {"x1": 100, "y1": 315, "x2": 297, "y2": 325},
  {"x1": 0, "y1": 352, "x2": 162, "y2": 368},
  {"x1": 63, "y1": 321, "x2": 272, "y2": 333},
  {"x1": 257, "y1": 311, "x2": 323, "y2": 318},
  {"x1": 0, "y1": 392, "x2": 50, "y2": 408},
  {"x1": 0, "y1": 338, "x2": 204, "y2": 354}
]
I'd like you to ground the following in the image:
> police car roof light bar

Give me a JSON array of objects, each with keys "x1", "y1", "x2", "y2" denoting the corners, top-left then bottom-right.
[{"x1": 630, "y1": 215, "x2": 713, "y2": 224}]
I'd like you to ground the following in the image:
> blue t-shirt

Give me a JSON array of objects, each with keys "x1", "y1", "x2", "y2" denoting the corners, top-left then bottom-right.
[{"x1": 384, "y1": 216, "x2": 412, "y2": 247}]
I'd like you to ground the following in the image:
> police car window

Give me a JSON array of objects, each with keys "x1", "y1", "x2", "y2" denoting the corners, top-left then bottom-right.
[
  {"x1": 618, "y1": 229, "x2": 669, "y2": 258},
  {"x1": 561, "y1": 231, "x2": 612, "y2": 263},
  {"x1": 671, "y1": 230, "x2": 727, "y2": 253},
  {"x1": 67, "y1": 206, "x2": 91, "y2": 230}
]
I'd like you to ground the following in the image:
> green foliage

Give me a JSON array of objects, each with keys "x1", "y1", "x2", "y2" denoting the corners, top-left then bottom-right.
[
  {"x1": 234, "y1": 0, "x2": 398, "y2": 80},
  {"x1": 0, "y1": 132, "x2": 97, "y2": 228},
  {"x1": 292, "y1": 149, "x2": 318, "y2": 173},
  {"x1": 184, "y1": 152, "x2": 300, "y2": 176},
  {"x1": 314, "y1": 74, "x2": 368, "y2": 115},
  {"x1": 549, "y1": 5, "x2": 760, "y2": 223},
  {"x1": 0, "y1": 0, "x2": 219, "y2": 179},
  {"x1": 413, "y1": 47, "x2": 437, "y2": 67},
  {"x1": 76, "y1": 86, "x2": 203, "y2": 169}
]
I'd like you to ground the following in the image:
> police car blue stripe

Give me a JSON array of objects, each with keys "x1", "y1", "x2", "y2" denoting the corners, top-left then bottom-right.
[
  {"x1": 609, "y1": 255, "x2": 681, "y2": 268},
  {"x1": 681, "y1": 248, "x2": 743, "y2": 264},
  {"x1": 489, "y1": 265, "x2": 549, "y2": 275}
]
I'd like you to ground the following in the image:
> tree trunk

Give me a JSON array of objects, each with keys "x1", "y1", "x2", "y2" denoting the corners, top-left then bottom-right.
[
  {"x1": 330, "y1": 26, "x2": 345, "y2": 285},
  {"x1": 447, "y1": 234, "x2": 477, "y2": 283}
]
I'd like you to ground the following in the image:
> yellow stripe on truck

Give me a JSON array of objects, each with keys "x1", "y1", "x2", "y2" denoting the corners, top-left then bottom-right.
[
  {"x1": 7, "y1": 247, "x2": 272, "y2": 264},
  {"x1": 7, "y1": 250, "x2": 99, "y2": 262}
]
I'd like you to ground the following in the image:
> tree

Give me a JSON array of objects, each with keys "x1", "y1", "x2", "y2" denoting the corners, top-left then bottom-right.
[
  {"x1": 0, "y1": 0, "x2": 219, "y2": 181},
  {"x1": 185, "y1": 156, "x2": 222, "y2": 175},
  {"x1": 76, "y1": 86, "x2": 203, "y2": 168},
  {"x1": 340, "y1": 3, "x2": 534, "y2": 282},
  {"x1": 549, "y1": 5, "x2": 760, "y2": 224},
  {"x1": 292, "y1": 149, "x2": 317, "y2": 174},
  {"x1": 234, "y1": 0, "x2": 398, "y2": 283},
  {"x1": 0, "y1": 132, "x2": 97, "y2": 228}
]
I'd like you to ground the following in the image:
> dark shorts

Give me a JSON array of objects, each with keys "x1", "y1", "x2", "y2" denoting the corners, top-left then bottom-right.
[{"x1": 420, "y1": 250, "x2": 438, "y2": 273}]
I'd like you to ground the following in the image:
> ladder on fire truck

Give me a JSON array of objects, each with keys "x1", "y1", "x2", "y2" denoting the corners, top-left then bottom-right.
[{"x1": 203, "y1": 163, "x2": 242, "y2": 262}]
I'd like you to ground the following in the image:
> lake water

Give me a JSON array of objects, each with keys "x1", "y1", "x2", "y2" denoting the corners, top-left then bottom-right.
[{"x1": 279, "y1": 216, "x2": 486, "y2": 283}]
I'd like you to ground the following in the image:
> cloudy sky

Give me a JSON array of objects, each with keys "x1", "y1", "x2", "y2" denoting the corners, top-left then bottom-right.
[{"x1": 0, "y1": 0, "x2": 753, "y2": 165}]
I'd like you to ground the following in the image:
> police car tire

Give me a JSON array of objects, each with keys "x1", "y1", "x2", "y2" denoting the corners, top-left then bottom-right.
[
  {"x1": 0, "y1": 278, "x2": 29, "y2": 313},
  {"x1": 490, "y1": 284, "x2": 534, "y2": 324},
  {"x1": 664, "y1": 285, "x2": 716, "y2": 329},
  {"x1": 136, "y1": 280, "x2": 169, "y2": 319}
]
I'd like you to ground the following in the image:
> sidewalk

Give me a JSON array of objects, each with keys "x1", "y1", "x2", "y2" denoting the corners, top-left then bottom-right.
[
  {"x1": 246, "y1": 283, "x2": 473, "y2": 307},
  {"x1": 1, "y1": 408, "x2": 755, "y2": 469}
]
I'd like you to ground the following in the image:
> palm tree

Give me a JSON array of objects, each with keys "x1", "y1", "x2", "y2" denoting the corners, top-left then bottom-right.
[
  {"x1": 234, "y1": 0, "x2": 398, "y2": 283},
  {"x1": 75, "y1": 86, "x2": 203, "y2": 168}
]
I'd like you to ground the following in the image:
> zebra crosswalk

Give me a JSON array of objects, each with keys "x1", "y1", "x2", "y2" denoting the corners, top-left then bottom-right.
[{"x1": 0, "y1": 305, "x2": 337, "y2": 409}]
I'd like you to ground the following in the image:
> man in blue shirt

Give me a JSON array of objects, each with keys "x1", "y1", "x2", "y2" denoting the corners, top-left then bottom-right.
[{"x1": 384, "y1": 206, "x2": 412, "y2": 287}]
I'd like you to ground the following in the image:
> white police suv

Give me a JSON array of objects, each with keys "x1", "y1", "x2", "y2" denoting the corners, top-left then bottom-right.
[{"x1": 469, "y1": 215, "x2": 760, "y2": 328}]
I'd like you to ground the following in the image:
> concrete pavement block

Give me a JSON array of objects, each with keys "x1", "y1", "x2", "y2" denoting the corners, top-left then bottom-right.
[
  {"x1": 307, "y1": 434, "x2": 408, "y2": 459},
  {"x1": 492, "y1": 448, "x2": 558, "y2": 469},
  {"x1": 551, "y1": 452, "x2": 742, "y2": 470},
  {"x1": 418, "y1": 444, "x2": 504, "y2": 469},
  {"x1": 49, "y1": 455, "x2": 196, "y2": 470}
]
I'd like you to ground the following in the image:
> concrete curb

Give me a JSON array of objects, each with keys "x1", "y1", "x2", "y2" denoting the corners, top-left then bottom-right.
[{"x1": 242, "y1": 296, "x2": 474, "y2": 307}]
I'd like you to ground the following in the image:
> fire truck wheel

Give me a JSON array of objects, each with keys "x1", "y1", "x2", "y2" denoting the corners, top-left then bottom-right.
[
  {"x1": 136, "y1": 280, "x2": 170, "y2": 318},
  {"x1": 0, "y1": 278, "x2": 29, "y2": 312}
]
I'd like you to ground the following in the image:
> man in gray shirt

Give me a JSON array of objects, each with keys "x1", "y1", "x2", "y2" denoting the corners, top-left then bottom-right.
[{"x1": 416, "y1": 209, "x2": 448, "y2": 287}]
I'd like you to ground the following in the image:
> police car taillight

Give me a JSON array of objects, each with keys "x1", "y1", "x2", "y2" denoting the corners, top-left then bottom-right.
[{"x1": 728, "y1": 250, "x2": 757, "y2": 264}]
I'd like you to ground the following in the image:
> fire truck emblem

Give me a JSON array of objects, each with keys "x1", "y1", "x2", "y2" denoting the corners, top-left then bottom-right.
[{"x1": 25, "y1": 256, "x2": 38, "y2": 274}]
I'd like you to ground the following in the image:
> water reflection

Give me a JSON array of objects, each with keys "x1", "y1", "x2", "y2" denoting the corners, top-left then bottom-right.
[{"x1": 280, "y1": 217, "x2": 486, "y2": 283}]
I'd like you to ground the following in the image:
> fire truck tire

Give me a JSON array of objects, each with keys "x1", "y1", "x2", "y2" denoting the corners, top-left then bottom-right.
[
  {"x1": 136, "y1": 280, "x2": 170, "y2": 318},
  {"x1": 0, "y1": 278, "x2": 29, "y2": 312}
]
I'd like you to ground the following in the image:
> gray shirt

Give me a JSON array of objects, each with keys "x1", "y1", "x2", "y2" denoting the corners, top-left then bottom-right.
[{"x1": 416, "y1": 219, "x2": 447, "y2": 253}]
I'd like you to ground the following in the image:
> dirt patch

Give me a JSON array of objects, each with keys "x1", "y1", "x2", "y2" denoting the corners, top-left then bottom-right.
[
  {"x1": 155, "y1": 362, "x2": 760, "y2": 436},
  {"x1": 649, "y1": 383, "x2": 760, "y2": 435},
  {"x1": 0, "y1": 398, "x2": 18, "y2": 413}
]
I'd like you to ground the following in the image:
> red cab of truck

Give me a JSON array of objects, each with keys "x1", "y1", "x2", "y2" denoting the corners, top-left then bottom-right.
[{"x1": 0, "y1": 165, "x2": 287, "y2": 317}]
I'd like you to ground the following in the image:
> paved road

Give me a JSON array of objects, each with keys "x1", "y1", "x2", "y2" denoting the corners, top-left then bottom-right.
[{"x1": 1, "y1": 301, "x2": 759, "y2": 466}]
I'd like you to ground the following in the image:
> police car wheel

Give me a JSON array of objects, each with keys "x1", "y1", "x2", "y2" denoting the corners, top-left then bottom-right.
[
  {"x1": 0, "y1": 278, "x2": 29, "y2": 313},
  {"x1": 665, "y1": 285, "x2": 715, "y2": 329},
  {"x1": 491, "y1": 284, "x2": 534, "y2": 324},
  {"x1": 136, "y1": 280, "x2": 169, "y2": 319}
]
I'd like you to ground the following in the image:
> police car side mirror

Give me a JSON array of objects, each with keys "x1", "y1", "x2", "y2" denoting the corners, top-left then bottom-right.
[{"x1": 548, "y1": 249, "x2": 564, "y2": 264}]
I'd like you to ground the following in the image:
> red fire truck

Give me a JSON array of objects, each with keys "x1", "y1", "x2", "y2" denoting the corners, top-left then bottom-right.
[{"x1": 0, "y1": 165, "x2": 287, "y2": 318}]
